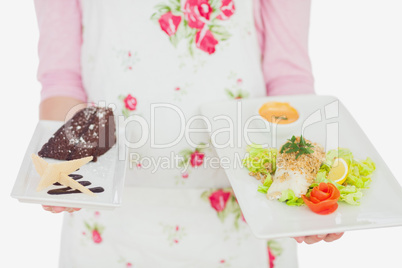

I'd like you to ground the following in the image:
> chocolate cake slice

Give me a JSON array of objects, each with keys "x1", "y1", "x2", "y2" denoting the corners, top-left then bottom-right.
[{"x1": 38, "y1": 106, "x2": 116, "y2": 162}]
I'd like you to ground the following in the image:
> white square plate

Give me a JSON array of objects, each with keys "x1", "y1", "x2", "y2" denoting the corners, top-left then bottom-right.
[
  {"x1": 11, "y1": 120, "x2": 127, "y2": 210},
  {"x1": 201, "y1": 94, "x2": 402, "y2": 239}
]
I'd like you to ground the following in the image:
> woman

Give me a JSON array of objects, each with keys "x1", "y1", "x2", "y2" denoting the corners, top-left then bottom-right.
[{"x1": 35, "y1": 0, "x2": 343, "y2": 267}]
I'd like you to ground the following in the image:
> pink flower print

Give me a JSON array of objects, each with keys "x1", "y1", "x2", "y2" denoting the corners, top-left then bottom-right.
[
  {"x1": 237, "y1": 78, "x2": 243, "y2": 84},
  {"x1": 183, "y1": 0, "x2": 212, "y2": 29},
  {"x1": 241, "y1": 212, "x2": 246, "y2": 223},
  {"x1": 220, "y1": 260, "x2": 225, "y2": 264},
  {"x1": 82, "y1": 231, "x2": 86, "y2": 235},
  {"x1": 137, "y1": 163, "x2": 142, "y2": 168},
  {"x1": 190, "y1": 151, "x2": 205, "y2": 167},
  {"x1": 175, "y1": 87, "x2": 180, "y2": 91},
  {"x1": 158, "y1": 11, "x2": 182, "y2": 36},
  {"x1": 94, "y1": 211, "x2": 100, "y2": 218},
  {"x1": 209, "y1": 190, "x2": 231, "y2": 212},
  {"x1": 181, "y1": 171, "x2": 189, "y2": 179},
  {"x1": 128, "y1": 51, "x2": 132, "y2": 57},
  {"x1": 153, "y1": 0, "x2": 234, "y2": 54},
  {"x1": 161, "y1": 223, "x2": 186, "y2": 246},
  {"x1": 124, "y1": 94, "x2": 137, "y2": 111},
  {"x1": 225, "y1": 88, "x2": 249, "y2": 100},
  {"x1": 268, "y1": 247, "x2": 276, "y2": 268},
  {"x1": 195, "y1": 30, "x2": 218, "y2": 55},
  {"x1": 126, "y1": 263, "x2": 133, "y2": 268},
  {"x1": 201, "y1": 188, "x2": 243, "y2": 227},
  {"x1": 217, "y1": 0, "x2": 236, "y2": 20},
  {"x1": 92, "y1": 229, "x2": 103, "y2": 244},
  {"x1": 84, "y1": 221, "x2": 104, "y2": 244},
  {"x1": 266, "y1": 240, "x2": 282, "y2": 267},
  {"x1": 178, "y1": 143, "x2": 206, "y2": 170}
]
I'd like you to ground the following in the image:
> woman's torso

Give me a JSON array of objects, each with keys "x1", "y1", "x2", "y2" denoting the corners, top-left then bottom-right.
[{"x1": 58, "y1": 2, "x2": 298, "y2": 268}]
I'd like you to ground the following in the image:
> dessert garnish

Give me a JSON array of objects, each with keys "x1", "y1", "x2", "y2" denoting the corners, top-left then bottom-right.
[
  {"x1": 31, "y1": 154, "x2": 95, "y2": 196},
  {"x1": 48, "y1": 174, "x2": 104, "y2": 195}
]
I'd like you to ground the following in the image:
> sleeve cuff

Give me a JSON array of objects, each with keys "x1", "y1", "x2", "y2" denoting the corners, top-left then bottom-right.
[
  {"x1": 266, "y1": 77, "x2": 315, "y2": 96},
  {"x1": 40, "y1": 85, "x2": 87, "y2": 103}
]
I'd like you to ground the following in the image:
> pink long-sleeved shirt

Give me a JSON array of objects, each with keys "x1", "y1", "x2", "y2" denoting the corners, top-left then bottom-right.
[{"x1": 34, "y1": 0, "x2": 314, "y2": 102}]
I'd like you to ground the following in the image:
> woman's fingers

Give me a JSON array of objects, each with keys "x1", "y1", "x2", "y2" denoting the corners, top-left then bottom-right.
[
  {"x1": 323, "y1": 232, "x2": 344, "y2": 242},
  {"x1": 41, "y1": 205, "x2": 81, "y2": 213},
  {"x1": 293, "y1": 235, "x2": 324, "y2": 244},
  {"x1": 42, "y1": 205, "x2": 52, "y2": 211},
  {"x1": 293, "y1": 236, "x2": 305, "y2": 243},
  {"x1": 65, "y1": 207, "x2": 81, "y2": 213},
  {"x1": 293, "y1": 232, "x2": 344, "y2": 244},
  {"x1": 52, "y1": 206, "x2": 67, "y2": 213},
  {"x1": 303, "y1": 234, "x2": 326, "y2": 244}
]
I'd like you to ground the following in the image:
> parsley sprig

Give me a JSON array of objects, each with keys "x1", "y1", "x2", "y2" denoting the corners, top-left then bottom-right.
[{"x1": 280, "y1": 135, "x2": 314, "y2": 159}]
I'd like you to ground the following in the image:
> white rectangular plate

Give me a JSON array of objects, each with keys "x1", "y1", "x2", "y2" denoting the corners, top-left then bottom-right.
[
  {"x1": 11, "y1": 120, "x2": 127, "y2": 210},
  {"x1": 201, "y1": 94, "x2": 402, "y2": 239}
]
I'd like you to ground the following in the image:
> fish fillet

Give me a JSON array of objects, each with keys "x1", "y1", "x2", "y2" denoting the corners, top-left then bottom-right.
[{"x1": 267, "y1": 138, "x2": 325, "y2": 200}]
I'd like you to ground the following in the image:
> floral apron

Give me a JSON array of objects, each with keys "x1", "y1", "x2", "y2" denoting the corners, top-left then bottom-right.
[{"x1": 59, "y1": 0, "x2": 298, "y2": 267}]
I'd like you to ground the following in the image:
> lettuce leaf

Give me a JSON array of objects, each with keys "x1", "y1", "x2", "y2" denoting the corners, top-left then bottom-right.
[
  {"x1": 346, "y1": 157, "x2": 375, "y2": 188},
  {"x1": 257, "y1": 174, "x2": 273, "y2": 194},
  {"x1": 278, "y1": 189, "x2": 304, "y2": 206},
  {"x1": 325, "y1": 148, "x2": 354, "y2": 166},
  {"x1": 257, "y1": 185, "x2": 269, "y2": 194},
  {"x1": 242, "y1": 145, "x2": 277, "y2": 175},
  {"x1": 339, "y1": 185, "x2": 363, "y2": 205},
  {"x1": 243, "y1": 145, "x2": 276, "y2": 195}
]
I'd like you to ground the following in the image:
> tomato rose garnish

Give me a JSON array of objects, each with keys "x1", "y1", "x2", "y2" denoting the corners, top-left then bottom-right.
[{"x1": 301, "y1": 182, "x2": 340, "y2": 215}]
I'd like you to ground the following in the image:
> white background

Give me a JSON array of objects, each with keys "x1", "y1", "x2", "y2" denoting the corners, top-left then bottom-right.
[{"x1": 0, "y1": 0, "x2": 401, "y2": 267}]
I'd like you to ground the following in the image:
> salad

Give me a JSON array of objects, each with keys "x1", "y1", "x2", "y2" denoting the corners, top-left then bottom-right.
[{"x1": 242, "y1": 136, "x2": 376, "y2": 215}]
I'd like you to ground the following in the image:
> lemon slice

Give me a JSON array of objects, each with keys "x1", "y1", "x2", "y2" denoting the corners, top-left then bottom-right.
[{"x1": 327, "y1": 158, "x2": 348, "y2": 185}]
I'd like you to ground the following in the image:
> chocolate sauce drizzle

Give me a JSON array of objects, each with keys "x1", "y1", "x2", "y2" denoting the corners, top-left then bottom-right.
[
  {"x1": 48, "y1": 174, "x2": 104, "y2": 195},
  {"x1": 53, "y1": 174, "x2": 83, "y2": 186}
]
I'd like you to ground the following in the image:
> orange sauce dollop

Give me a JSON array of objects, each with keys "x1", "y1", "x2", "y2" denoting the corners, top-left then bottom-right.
[{"x1": 258, "y1": 102, "x2": 299, "y2": 124}]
